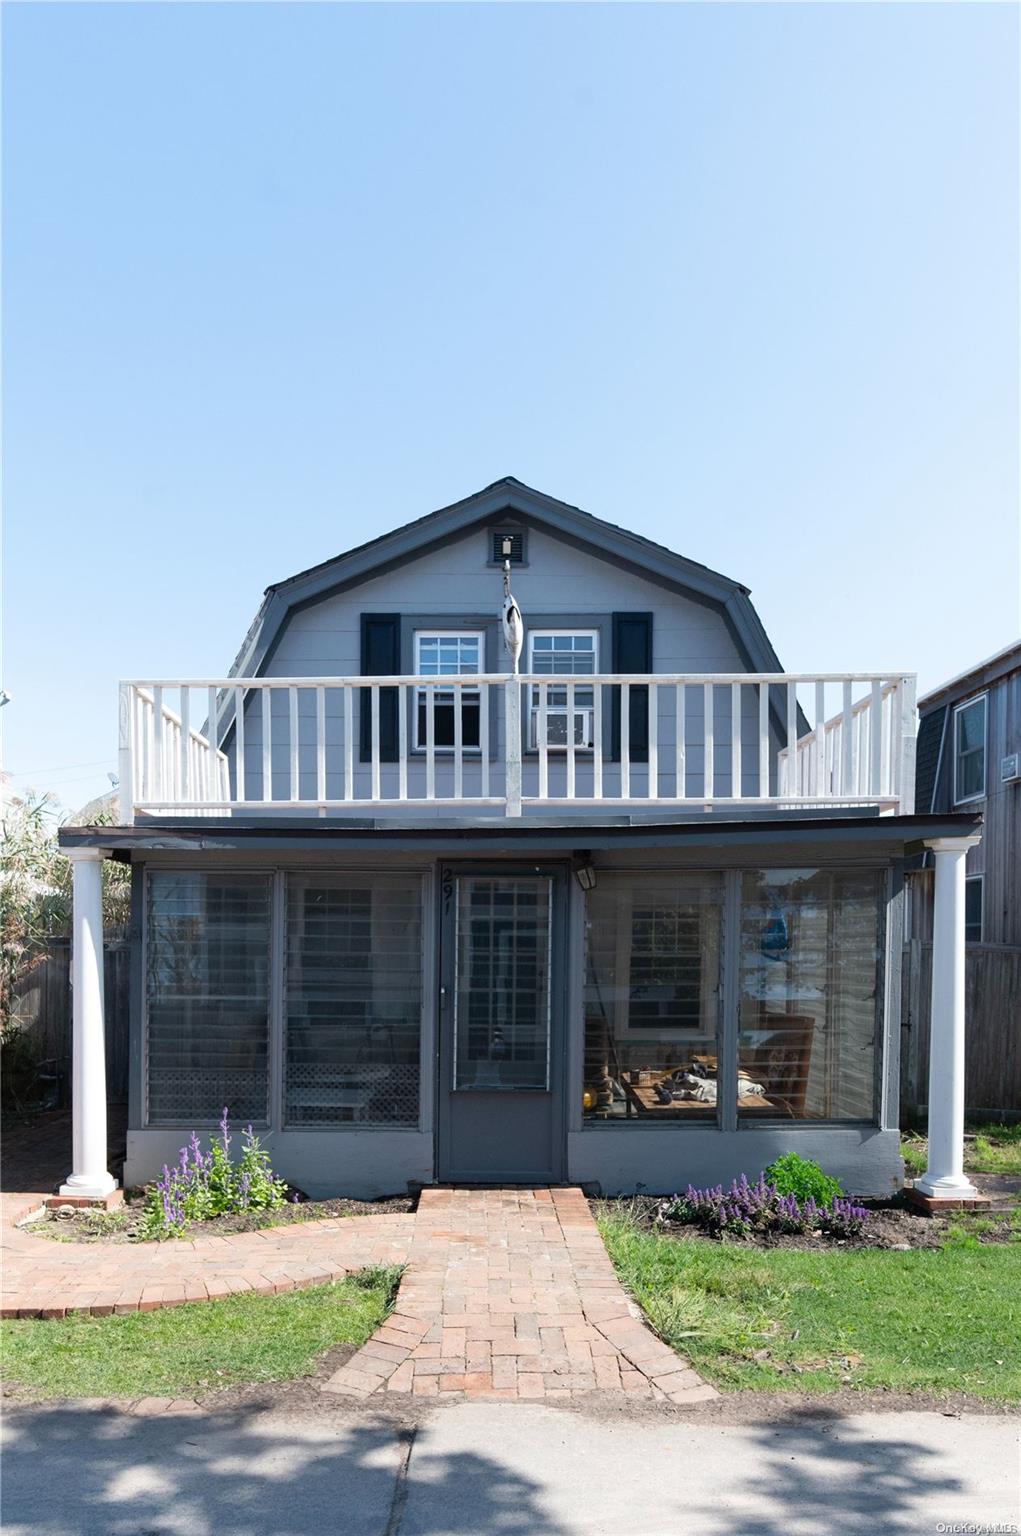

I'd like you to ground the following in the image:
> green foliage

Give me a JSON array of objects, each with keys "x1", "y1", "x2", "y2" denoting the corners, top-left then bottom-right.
[
  {"x1": 139, "y1": 1112, "x2": 289, "y2": 1239},
  {"x1": 763, "y1": 1152, "x2": 844, "y2": 1207},
  {"x1": 597, "y1": 1207, "x2": 1021, "y2": 1401},
  {"x1": 1, "y1": 1270, "x2": 402, "y2": 1399}
]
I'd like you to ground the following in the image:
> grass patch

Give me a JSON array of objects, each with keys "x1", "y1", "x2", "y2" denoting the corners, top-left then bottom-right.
[
  {"x1": 597, "y1": 1210, "x2": 1021, "y2": 1402},
  {"x1": 901, "y1": 1121, "x2": 1021, "y2": 1179},
  {"x1": 0, "y1": 1267, "x2": 401, "y2": 1400}
]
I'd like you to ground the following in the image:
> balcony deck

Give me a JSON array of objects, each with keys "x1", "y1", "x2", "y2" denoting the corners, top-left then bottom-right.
[{"x1": 117, "y1": 672, "x2": 917, "y2": 823}]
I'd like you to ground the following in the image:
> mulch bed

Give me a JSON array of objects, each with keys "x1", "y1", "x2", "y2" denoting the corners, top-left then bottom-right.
[
  {"x1": 26, "y1": 1192, "x2": 416, "y2": 1244},
  {"x1": 594, "y1": 1195, "x2": 1017, "y2": 1250}
]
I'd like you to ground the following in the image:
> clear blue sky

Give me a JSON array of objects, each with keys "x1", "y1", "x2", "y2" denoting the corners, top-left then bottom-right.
[{"x1": 3, "y1": 1, "x2": 1018, "y2": 812}]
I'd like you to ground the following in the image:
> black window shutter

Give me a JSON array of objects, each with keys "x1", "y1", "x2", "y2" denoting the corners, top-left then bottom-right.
[
  {"x1": 611, "y1": 613, "x2": 653, "y2": 762},
  {"x1": 360, "y1": 614, "x2": 401, "y2": 763}
]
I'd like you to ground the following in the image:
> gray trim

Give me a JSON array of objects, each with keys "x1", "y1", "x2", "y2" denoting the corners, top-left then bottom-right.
[
  {"x1": 882, "y1": 866, "x2": 903, "y2": 1130},
  {"x1": 64, "y1": 811, "x2": 985, "y2": 860},
  {"x1": 226, "y1": 479, "x2": 785, "y2": 683},
  {"x1": 128, "y1": 863, "x2": 145, "y2": 1133},
  {"x1": 565, "y1": 875, "x2": 586, "y2": 1135}
]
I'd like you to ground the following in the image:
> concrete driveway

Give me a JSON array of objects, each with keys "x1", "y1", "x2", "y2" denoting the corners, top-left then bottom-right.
[{"x1": 2, "y1": 1400, "x2": 1018, "y2": 1535}]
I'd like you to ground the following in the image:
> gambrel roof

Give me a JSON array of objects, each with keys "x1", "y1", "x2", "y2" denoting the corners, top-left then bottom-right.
[{"x1": 230, "y1": 476, "x2": 785, "y2": 676}]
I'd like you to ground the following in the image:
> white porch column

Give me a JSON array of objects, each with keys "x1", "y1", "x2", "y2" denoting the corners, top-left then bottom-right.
[
  {"x1": 60, "y1": 848, "x2": 118, "y2": 1198},
  {"x1": 914, "y1": 836, "x2": 982, "y2": 1201}
]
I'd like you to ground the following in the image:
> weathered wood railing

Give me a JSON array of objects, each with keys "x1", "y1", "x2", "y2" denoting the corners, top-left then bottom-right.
[{"x1": 118, "y1": 672, "x2": 916, "y2": 821}]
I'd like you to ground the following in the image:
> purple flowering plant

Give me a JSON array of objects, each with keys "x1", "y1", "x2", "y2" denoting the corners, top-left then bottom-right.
[
  {"x1": 140, "y1": 1107, "x2": 288, "y2": 1239},
  {"x1": 658, "y1": 1172, "x2": 870, "y2": 1241}
]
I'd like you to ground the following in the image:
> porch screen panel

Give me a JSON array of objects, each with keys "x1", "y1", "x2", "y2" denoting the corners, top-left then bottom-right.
[
  {"x1": 284, "y1": 874, "x2": 422, "y2": 1125},
  {"x1": 583, "y1": 873, "x2": 724, "y2": 1123},
  {"x1": 146, "y1": 872, "x2": 271, "y2": 1124},
  {"x1": 737, "y1": 868, "x2": 884, "y2": 1122}
]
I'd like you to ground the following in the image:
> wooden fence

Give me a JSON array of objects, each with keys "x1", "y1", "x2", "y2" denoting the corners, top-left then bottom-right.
[
  {"x1": 901, "y1": 941, "x2": 1021, "y2": 1119},
  {"x1": 9, "y1": 930, "x2": 131, "y2": 1103}
]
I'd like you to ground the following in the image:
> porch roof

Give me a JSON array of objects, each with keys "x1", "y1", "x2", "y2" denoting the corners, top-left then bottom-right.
[{"x1": 58, "y1": 809, "x2": 982, "y2": 861}]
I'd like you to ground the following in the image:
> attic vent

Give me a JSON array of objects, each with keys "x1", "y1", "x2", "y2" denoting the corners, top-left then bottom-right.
[{"x1": 491, "y1": 529, "x2": 525, "y2": 565}]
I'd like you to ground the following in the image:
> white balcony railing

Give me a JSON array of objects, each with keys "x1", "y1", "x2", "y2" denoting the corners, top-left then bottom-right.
[{"x1": 117, "y1": 672, "x2": 916, "y2": 822}]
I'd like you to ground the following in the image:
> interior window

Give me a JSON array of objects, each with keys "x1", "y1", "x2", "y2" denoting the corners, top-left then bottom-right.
[
  {"x1": 954, "y1": 696, "x2": 987, "y2": 803},
  {"x1": 527, "y1": 631, "x2": 598, "y2": 749},
  {"x1": 414, "y1": 632, "x2": 483, "y2": 750}
]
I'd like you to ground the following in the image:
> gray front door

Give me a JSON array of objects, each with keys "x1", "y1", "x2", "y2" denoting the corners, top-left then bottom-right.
[{"x1": 437, "y1": 866, "x2": 566, "y2": 1183}]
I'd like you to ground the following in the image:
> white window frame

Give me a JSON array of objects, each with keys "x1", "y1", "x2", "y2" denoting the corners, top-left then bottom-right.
[
  {"x1": 413, "y1": 630, "x2": 484, "y2": 753},
  {"x1": 526, "y1": 629, "x2": 599, "y2": 752},
  {"x1": 953, "y1": 694, "x2": 987, "y2": 805},
  {"x1": 965, "y1": 874, "x2": 984, "y2": 944}
]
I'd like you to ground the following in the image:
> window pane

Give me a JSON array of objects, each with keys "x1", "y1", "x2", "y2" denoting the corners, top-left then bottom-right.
[
  {"x1": 454, "y1": 877, "x2": 551, "y2": 1090},
  {"x1": 965, "y1": 879, "x2": 983, "y2": 943},
  {"x1": 285, "y1": 875, "x2": 422, "y2": 1125},
  {"x1": 146, "y1": 872, "x2": 271, "y2": 1124},
  {"x1": 957, "y1": 699, "x2": 985, "y2": 752},
  {"x1": 584, "y1": 874, "x2": 723, "y2": 1123},
  {"x1": 955, "y1": 699, "x2": 986, "y2": 800},
  {"x1": 738, "y1": 868, "x2": 883, "y2": 1121}
]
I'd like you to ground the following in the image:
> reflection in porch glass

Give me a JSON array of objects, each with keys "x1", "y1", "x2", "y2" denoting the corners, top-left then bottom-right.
[
  {"x1": 583, "y1": 874, "x2": 723, "y2": 1122},
  {"x1": 737, "y1": 868, "x2": 883, "y2": 1121},
  {"x1": 454, "y1": 877, "x2": 552, "y2": 1090},
  {"x1": 284, "y1": 875, "x2": 422, "y2": 1125}
]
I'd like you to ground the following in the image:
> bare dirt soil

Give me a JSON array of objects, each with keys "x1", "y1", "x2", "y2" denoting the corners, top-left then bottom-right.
[{"x1": 27, "y1": 1192, "x2": 416, "y2": 1244}]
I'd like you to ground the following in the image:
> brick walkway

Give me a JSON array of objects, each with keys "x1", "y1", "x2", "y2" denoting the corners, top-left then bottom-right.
[
  {"x1": 2, "y1": 1186, "x2": 717, "y2": 1406},
  {"x1": 324, "y1": 1188, "x2": 717, "y2": 1405}
]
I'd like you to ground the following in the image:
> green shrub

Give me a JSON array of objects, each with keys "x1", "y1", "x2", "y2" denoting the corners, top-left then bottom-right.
[
  {"x1": 139, "y1": 1108, "x2": 288, "y2": 1239},
  {"x1": 763, "y1": 1152, "x2": 843, "y2": 1208}
]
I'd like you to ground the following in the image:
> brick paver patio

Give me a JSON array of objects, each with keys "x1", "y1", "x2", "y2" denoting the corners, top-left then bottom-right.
[{"x1": 2, "y1": 1186, "x2": 716, "y2": 1406}]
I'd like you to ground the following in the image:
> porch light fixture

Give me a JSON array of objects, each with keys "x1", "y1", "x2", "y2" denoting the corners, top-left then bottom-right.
[{"x1": 574, "y1": 857, "x2": 597, "y2": 891}]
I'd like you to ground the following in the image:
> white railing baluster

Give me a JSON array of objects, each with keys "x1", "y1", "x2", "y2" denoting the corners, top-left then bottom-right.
[
  {"x1": 731, "y1": 681, "x2": 741, "y2": 799},
  {"x1": 261, "y1": 688, "x2": 271, "y2": 802},
  {"x1": 703, "y1": 682, "x2": 713, "y2": 799},
  {"x1": 675, "y1": 683, "x2": 686, "y2": 798},
  {"x1": 621, "y1": 682, "x2": 631, "y2": 799},
  {"x1": 398, "y1": 683, "x2": 408, "y2": 802},
  {"x1": 785, "y1": 682, "x2": 797, "y2": 797},
  {"x1": 179, "y1": 688, "x2": 191, "y2": 803},
  {"x1": 593, "y1": 682, "x2": 603, "y2": 800},
  {"x1": 870, "y1": 680, "x2": 883, "y2": 797},
  {"x1": 234, "y1": 687, "x2": 246, "y2": 802},
  {"x1": 758, "y1": 682, "x2": 769, "y2": 798},
  {"x1": 480, "y1": 682, "x2": 490, "y2": 799},
  {"x1": 425, "y1": 683, "x2": 435, "y2": 800},
  {"x1": 505, "y1": 676, "x2": 522, "y2": 816},
  {"x1": 343, "y1": 687, "x2": 354, "y2": 801},
  {"x1": 289, "y1": 687, "x2": 299, "y2": 801},
  {"x1": 566, "y1": 681, "x2": 576, "y2": 801},
  {"x1": 538, "y1": 681, "x2": 549, "y2": 800},
  {"x1": 841, "y1": 681, "x2": 853, "y2": 798},
  {"x1": 371, "y1": 685, "x2": 381, "y2": 802},
  {"x1": 814, "y1": 681, "x2": 826, "y2": 797},
  {"x1": 647, "y1": 681, "x2": 658, "y2": 799},
  {"x1": 453, "y1": 679, "x2": 463, "y2": 800},
  {"x1": 316, "y1": 686, "x2": 326, "y2": 807}
]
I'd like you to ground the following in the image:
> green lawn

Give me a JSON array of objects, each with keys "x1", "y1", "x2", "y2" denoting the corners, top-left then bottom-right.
[
  {"x1": 597, "y1": 1211, "x2": 1021, "y2": 1402},
  {"x1": 901, "y1": 1121, "x2": 1021, "y2": 1180},
  {"x1": 0, "y1": 1268, "x2": 400, "y2": 1400}
]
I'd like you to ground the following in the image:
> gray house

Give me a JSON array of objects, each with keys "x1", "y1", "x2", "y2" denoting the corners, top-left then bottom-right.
[{"x1": 58, "y1": 479, "x2": 981, "y2": 1201}]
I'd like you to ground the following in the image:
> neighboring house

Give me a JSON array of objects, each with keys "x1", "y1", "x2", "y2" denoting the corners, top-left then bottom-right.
[
  {"x1": 903, "y1": 642, "x2": 1021, "y2": 1115},
  {"x1": 58, "y1": 479, "x2": 981, "y2": 1201}
]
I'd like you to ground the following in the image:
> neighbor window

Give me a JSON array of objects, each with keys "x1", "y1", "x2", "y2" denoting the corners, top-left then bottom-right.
[
  {"x1": 737, "y1": 868, "x2": 883, "y2": 1122},
  {"x1": 527, "y1": 631, "x2": 598, "y2": 749},
  {"x1": 583, "y1": 873, "x2": 724, "y2": 1122},
  {"x1": 954, "y1": 695, "x2": 987, "y2": 803},
  {"x1": 414, "y1": 631, "x2": 483, "y2": 750},
  {"x1": 284, "y1": 874, "x2": 423, "y2": 1125},
  {"x1": 146, "y1": 872, "x2": 271, "y2": 1124},
  {"x1": 965, "y1": 876, "x2": 983, "y2": 944}
]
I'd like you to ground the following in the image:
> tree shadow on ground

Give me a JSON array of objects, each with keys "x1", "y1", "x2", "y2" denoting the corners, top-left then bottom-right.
[
  {"x1": 686, "y1": 1403, "x2": 982, "y2": 1535},
  {"x1": 0, "y1": 1401, "x2": 565, "y2": 1536}
]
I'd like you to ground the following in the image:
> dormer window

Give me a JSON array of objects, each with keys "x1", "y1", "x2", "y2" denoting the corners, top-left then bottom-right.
[
  {"x1": 490, "y1": 529, "x2": 525, "y2": 566},
  {"x1": 414, "y1": 631, "x2": 483, "y2": 750}
]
